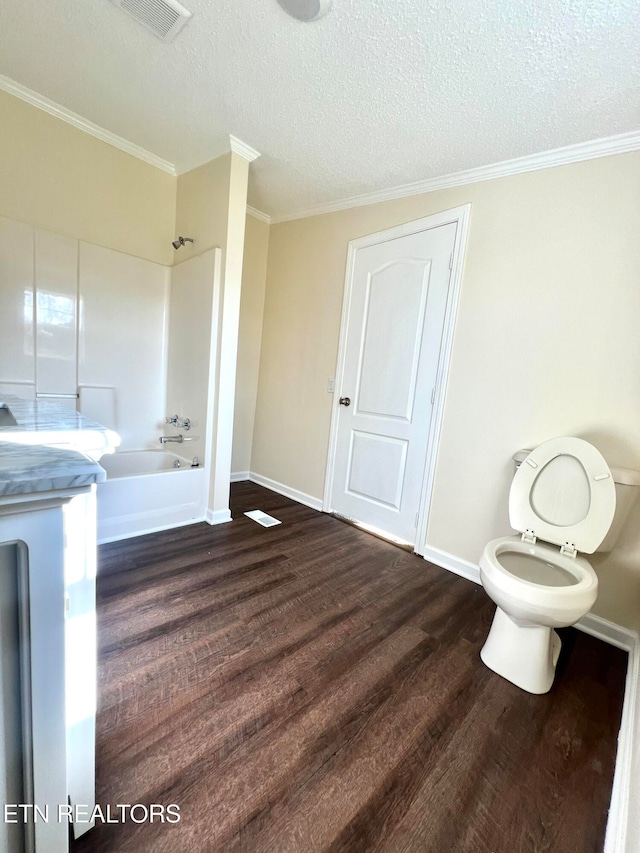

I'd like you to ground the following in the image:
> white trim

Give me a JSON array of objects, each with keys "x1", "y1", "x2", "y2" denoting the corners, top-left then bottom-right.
[
  {"x1": 322, "y1": 205, "x2": 472, "y2": 556},
  {"x1": 230, "y1": 471, "x2": 250, "y2": 482},
  {"x1": 201, "y1": 248, "x2": 223, "y2": 519},
  {"x1": 605, "y1": 637, "x2": 640, "y2": 853},
  {"x1": 415, "y1": 205, "x2": 471, "y2": 556},
  {"x1": 0, "y1": 73, "x2": 177, "y2": 175},
  {"x1": 422, "y1": 545, "x2": 481, "y2": 586},
  {"x1": 321, "y1": 234, "x2": 357, "y2": 512},
  {"x1": 205, "y1": 508, "x2": 232, "y2": 525},
  {"x1": 0, "y1": 76, "x2": 263, "y2": 177},
  {"x1": 272, "y1": 130, "x2": 640, "y2": 224},
  {"x1": 249, "y1": 472, "x2": 323, "y2": 512},
  {"x1": 246, "y1": 206, "x2": 272, "y2": 225},
  {"x1": 576, "y1": 612, "x2": 638, "y2": 652},
  {"x1": 229, "y1": 135, "x2": 261, "y2": 163},
  {"x1": 174, "y1": 136, "x2": 261, "y2": 175}
]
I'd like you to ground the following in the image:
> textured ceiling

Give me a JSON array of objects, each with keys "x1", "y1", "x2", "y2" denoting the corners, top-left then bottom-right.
[{"x1": 0, "y1": 0, "x2": 638, "y2": 218}]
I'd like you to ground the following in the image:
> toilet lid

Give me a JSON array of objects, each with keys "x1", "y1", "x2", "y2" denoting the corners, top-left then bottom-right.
[{"x1": 509, "y1": 436, "x2": 616, "y2": 554}]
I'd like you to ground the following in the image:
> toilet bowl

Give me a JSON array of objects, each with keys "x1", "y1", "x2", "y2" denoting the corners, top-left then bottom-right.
[{"x1": 479, "y1": 436, "x2": 621, "y2": 695}]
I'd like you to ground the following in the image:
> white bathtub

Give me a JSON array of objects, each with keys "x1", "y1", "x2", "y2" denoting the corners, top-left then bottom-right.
[{"x1": 97, "y1": 450, "x2": 207, "y2": 543}]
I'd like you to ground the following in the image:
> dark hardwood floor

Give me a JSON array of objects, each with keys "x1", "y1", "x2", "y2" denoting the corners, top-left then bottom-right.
[{"x1": 71, "y1": 482, "x2": 627, "y2": 853}]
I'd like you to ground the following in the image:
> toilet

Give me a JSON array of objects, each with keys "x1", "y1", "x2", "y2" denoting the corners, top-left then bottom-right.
[{"x1": 479, "y1": 436, "x2": 640, "y2": 694}]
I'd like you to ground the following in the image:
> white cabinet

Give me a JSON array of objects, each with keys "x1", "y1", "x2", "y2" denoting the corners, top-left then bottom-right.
[
  {"x1": 0, "y1": 499, "x2": 70, "y2": 853},
  {"x1": 0, "y1": 544, "x2": 24, "y2": 853},
  {"x1": 0, "y1": 430, "x2": 107, "y2": 853}
]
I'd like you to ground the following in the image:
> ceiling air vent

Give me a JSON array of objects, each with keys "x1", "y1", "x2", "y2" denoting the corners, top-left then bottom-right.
[{"x1": 109, "y1": 0, "x2": 192, "y2": 42}]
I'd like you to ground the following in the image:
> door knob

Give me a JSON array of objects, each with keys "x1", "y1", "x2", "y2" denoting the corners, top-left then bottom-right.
[{"x1": 339, "y1": 397, "x2": 351, "y2": 406}]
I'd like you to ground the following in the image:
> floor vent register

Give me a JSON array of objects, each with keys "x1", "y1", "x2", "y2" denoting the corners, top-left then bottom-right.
[{"x1": 244, "y1": 510, "x2": 282, "y2": 527}]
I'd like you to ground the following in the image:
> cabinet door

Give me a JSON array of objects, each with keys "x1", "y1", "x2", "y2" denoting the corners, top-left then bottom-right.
[
  {"x1": 35, "y1": 229, "x2": 78, "y2": 398},
  {"x1": 0, "y1": 216, "x2": 35, "y2": 388}
]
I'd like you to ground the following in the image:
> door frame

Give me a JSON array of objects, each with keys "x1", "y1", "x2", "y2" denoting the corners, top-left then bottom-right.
[{"x1": 322, "y1": 203, "x2": 471, "y2": 555}]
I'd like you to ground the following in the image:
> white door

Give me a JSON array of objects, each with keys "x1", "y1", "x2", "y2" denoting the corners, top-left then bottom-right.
[{"x1": 328, "y1": 222, "x2": 457, "y2": 544}]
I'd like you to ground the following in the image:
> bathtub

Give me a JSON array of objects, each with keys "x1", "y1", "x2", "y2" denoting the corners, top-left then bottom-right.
[{"x1": 97, "y1": 450, "x2": 207, "y2": 543}]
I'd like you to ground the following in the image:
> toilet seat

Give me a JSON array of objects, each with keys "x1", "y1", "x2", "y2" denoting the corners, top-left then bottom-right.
[
  {"x1": 509, "y1": 436, "x2": 616, "y2": 555},
  {"x1": 480, "y1": 536, "x2": 598, "y2": 620}
]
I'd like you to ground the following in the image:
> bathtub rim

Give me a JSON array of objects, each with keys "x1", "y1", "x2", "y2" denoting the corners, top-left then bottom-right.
[{"x1": 100, "y1": 449, "x2": 196, "y2": 480}]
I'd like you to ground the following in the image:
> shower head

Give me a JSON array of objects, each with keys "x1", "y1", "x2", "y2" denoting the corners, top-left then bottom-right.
[{"x1": 172, "y1": 236, "x2": 195, "y2": 250}]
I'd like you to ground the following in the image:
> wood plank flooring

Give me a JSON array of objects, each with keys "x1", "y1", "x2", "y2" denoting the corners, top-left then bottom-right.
[{"x1": 71, "y1": 482, "x2": 627, "y2": 853}]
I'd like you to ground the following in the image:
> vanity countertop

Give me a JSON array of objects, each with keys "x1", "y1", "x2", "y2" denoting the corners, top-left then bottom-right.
[
  {"x1": 0, "y1": 441, "x2": 105, "y2": 497},
  {"x1": 0, "y1": 395, "x2": 120, "y2": 458}
]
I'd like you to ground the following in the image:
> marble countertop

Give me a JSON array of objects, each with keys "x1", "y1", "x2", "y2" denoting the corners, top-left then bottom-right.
[
  {"x1": 0, "y1": 395, "x2": 120, "y2": 458},
  {"x1": 0, "y1": 441, "x2": 106, "y2": 497}
]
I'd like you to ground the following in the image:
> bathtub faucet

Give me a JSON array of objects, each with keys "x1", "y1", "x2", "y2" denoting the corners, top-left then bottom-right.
[{"x1": 159, "y1": 434, "x2": 190, "y2": 444}]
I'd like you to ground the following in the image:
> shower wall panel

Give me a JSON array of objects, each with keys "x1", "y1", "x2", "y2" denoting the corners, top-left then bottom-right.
[
  {"x1": 0, "y1": 216, "x2": 35, "y2": 396},
  {"x1": 78, "y1": 242, "x2": 170, "y2": 450},
  {"x1": 34, "y1": 228, "x2": 78, "y2": 399},
  {"x1": 0, "y1": 215, "x2": 171, "y2": 450},
  {"x1": 166, "y1": 249, "x2": 220, "y2": 465}
]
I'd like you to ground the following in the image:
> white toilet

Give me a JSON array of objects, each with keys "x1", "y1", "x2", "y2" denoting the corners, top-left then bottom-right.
[{"x1": 479, "y1": 436, "x2": 640, "y2": 694}]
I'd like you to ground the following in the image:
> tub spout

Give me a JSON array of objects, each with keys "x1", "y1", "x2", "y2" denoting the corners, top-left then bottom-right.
[{"x1": 159, "y1": 434, "x2": 184, "y2": 444}]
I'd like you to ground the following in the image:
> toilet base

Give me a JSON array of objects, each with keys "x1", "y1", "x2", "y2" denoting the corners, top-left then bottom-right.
[{"x1": 480, "y1": 606, "x2": 562, "y2": 694}]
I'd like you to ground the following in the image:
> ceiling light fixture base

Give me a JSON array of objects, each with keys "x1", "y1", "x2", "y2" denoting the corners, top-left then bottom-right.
[{"x1": 277, "y1": 0, "x2": 332, "y2": 22}]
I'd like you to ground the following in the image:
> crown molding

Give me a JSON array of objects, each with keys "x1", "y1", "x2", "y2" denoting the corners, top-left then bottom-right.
[
  {"x1": 0, "y1": 73, "x2": 177, "y2": 175},
  {"x1": 176, "y1": 134, "x2": 261, "y2": 174},
  {"x1": 272, "y1": 129, "x2": 640, "y2": 224},
  {"x1": 246, "y1": 205, "x2": 271, "y2": 224},
  {"x1": 229, "y1": 135, "x2": 261, "y2": 162}
]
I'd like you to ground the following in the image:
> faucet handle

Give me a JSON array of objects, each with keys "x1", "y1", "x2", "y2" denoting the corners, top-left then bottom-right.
[{"x1": 165, "y1": 414, "x2": 179, "y2": 426}]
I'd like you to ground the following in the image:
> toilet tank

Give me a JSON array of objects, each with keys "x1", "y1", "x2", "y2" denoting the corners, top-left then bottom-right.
[{"x1": 512, "y1": 449, "x2": 640, "y2": 553}]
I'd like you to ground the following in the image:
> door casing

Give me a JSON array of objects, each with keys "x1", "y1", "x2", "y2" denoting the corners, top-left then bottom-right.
[{"x1": 323, "y1": 204, "x2": 471, "y2": 556}]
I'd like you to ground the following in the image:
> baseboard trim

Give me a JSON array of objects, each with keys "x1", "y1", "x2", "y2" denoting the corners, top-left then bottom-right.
[
  {"x1": 421, "y1": 545, "x2": 481, "y2": 586},
  {"x1": 230, "y1": 471, "x2": 250, "y2": 482},
  {"x1": 248, "y1": 472, "x2": 324, "y2": 512},
  {"x1": 605, "y1": 636, "x2": 640, "y2": 853},
  {"x1": 575, "y1": 613, "x2": 638, "y2": 652},
  {"x1": 205, "y1": 508, "x2": 232, "y2": 525}
]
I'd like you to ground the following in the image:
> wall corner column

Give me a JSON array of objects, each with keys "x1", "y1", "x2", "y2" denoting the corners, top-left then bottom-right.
[{"x1": 206, "y1": 139, "x2": 260, "y2": 523}]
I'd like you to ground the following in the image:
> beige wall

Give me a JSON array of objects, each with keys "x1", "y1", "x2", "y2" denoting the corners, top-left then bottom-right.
[
  {"x1": 232, "y1": 214, "x2": 270, "y2": 474},
  {"x1": 174, "y1": 153, "x2": 232, "y2": 262},
  {"x1": 253, "y1": 151, "x2": 640, "y2": 631},
  {"x1": 0, "y1": 91, "x2": 176, "y2": 265}
]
